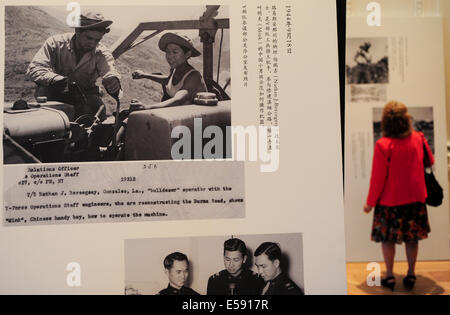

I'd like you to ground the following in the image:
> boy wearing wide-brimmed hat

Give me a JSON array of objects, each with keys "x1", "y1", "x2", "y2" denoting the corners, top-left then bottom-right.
[
  {"x1": 113, "y1": 32, "x2": 207, "y2": 151},
  {"x1": 26, "y1": 12, "x2": 121, "y2": 120},
  {"x1": 131, "y1": 32, "x2": 206, "y2": 107}
]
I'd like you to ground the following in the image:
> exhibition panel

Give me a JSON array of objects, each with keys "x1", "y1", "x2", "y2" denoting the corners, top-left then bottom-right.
[
  {"x1": 345, "y1": 17, "x2": 450, "y2": 262},
  {"x1": 0, "y1": 0, "x2": 347, "y2": 296}
]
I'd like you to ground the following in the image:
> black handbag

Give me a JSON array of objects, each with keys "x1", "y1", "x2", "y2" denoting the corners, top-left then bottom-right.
[{"x1": 423, "y1": 142, "x2": 443, "y2": 207}]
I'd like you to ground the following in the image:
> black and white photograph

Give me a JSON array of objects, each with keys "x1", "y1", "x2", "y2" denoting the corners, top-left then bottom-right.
[
  {"x1": 124, "y1": 233, "x2": 304, "y2": 295},
  {"x1": 346, "y1": 37, "x2": 388, "y2": 85},
  {"x1": 4, "y1": 5, "x2": 231, "y2": 164},
  {"x1": 373, "y1": 106, "x2": 435, "y2": 153},
  {"x1": 346, "y1": 37, "x2": 388, "y2": 103}
]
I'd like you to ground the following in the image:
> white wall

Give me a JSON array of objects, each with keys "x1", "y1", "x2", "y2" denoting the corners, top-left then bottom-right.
[
  {"x1": 349, "y1": 0, "x2": 448, "y2": 140},
  {"x1": 349, "y1": 0, "x2": 450, "y2": 234},
  {"x1": 441, "y1": 1, "x2": 450, "y2": 142},
  {"x1": 345, "y1": 0, "x2": 450, "y2": 261},
  {"x1": 348, "y1": 0, "x2": 441, "y2": 17}
]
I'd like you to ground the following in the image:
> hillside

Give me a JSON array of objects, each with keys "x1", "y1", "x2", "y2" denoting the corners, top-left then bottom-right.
[
  {"x1": 5, "y1": 6, "x2": 71, "y2": 103},
  {"x1": 4, "y1": 6, "x2": 231, "y2": 114}
]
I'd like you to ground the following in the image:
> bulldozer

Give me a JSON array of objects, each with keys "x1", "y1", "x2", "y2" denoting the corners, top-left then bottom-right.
[{"x1": 3, "y1": 5, "x2": 231, "y2": 164}]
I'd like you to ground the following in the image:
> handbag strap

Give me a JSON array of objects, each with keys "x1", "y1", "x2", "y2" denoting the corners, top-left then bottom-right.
[{"x1": 422, "y1": 135, "x2": 432, "y2": 172}]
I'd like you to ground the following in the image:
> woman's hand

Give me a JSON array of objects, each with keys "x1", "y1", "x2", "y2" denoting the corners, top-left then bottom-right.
[
  {"x1": 363, "y1": 204, "x2": 373, "y2": 214},
  {"x1": 132, "y1": 70, "x2": 146, "y2": 80}
]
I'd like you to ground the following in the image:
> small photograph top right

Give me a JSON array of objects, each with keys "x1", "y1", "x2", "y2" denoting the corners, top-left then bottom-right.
[{"x1": 346, "y1": 37, "x2": 389, "y2": 85}]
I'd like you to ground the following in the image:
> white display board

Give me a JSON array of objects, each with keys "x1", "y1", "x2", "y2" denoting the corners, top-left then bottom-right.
[
  {"x1": 0, "y1": 0, "x2": 347, "y2": 295},
  {"x1": 345, "y1": 17, "x2": 450, "y2": 262}
]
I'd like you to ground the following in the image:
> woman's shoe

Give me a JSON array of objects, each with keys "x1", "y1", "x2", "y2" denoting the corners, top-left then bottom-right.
[
  {"x1": 381, "y1": 276, "x2": 396, "y2": 291},
  {"x1": 403, "y1": 275, "x2": 416, "y2": 290}
]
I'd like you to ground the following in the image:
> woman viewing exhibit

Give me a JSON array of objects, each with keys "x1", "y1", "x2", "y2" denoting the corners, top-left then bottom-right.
[{"x1": 364, "y1": 101, "x2": 434, "y2": 291}]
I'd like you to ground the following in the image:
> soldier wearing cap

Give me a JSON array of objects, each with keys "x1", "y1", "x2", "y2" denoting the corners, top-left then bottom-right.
[
  {"x1": 254, "y1": 242, "x2": 304, "y2": 295},
  {"x1": 207, "y1": 238, "x2": 265, "y2": 295},
  {"x1": 158, "y1": 252, "x2": 200, "y2": 296},
  {"x1": 26, "y1": 12, "x2": 121, "y2": 120}
]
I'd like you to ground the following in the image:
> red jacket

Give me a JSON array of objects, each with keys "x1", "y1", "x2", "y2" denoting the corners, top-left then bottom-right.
[{"x1": 366, "y1": 131, "x2": 435, "y2": 207}]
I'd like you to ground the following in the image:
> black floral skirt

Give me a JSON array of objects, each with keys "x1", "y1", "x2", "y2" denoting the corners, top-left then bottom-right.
[{"x1": 371, "y1": 202, "x2": 431, "y2": 244}]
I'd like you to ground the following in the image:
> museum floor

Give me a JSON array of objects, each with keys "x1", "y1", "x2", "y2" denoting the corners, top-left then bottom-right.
[{"x1": 347, "y1": 261, "x2": 450, "y2": 295}]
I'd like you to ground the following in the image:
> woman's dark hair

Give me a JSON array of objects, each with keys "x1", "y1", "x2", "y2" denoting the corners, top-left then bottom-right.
[
  {"x1": 163, "y1": 252, "x2": 188, "y2": 270},
  {"x1": 224, "y1": 238, "x2": 247, "y2": 257},
  {"x1": 254, "y1": 242, "x2": 281, "y2": 262},
  {"x1": 381, "y1": 101, "x2": 412, "y2": 138}
]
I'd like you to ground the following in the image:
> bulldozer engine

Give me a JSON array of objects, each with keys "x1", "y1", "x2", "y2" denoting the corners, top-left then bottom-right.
[
  {"x1": 4, "y1": 99, "x2": 72, "y2": 163},
  {"x1": 3, "y1": 99, "x2": 111, "y2": 164}
]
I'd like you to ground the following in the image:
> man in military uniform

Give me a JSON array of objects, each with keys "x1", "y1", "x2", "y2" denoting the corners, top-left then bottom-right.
[
  {"x1": 26, "y1": 11, "x2": 121, "y2": 120},
  {"x1": 254, "y1": 242, "x2": 304, "y2": 295},
  {"x1": 158, "y1": 252, "x2": 200, "y2": 295},
  {"x1": 207, "y1": 238, "x2": 264, "y2": 295}
]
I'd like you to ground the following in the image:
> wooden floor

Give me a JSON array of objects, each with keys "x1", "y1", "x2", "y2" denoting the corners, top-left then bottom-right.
[{"x1": 347, "y1": 261, "x2": 450, "y2": 295}]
